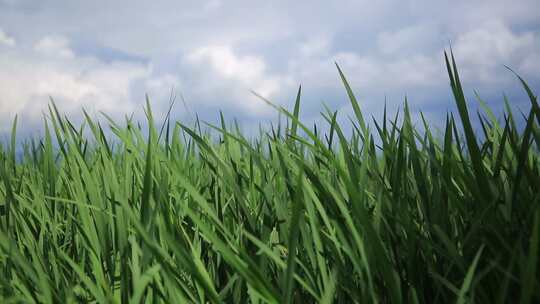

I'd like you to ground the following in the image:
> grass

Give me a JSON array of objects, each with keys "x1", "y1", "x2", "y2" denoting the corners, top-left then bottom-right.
[{"x1": 0, "y1": 52, "x2": 539, "y2": 303}]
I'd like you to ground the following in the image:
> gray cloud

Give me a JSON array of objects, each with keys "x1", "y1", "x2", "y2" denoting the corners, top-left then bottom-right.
[{"x1": 0, "y1": 0, "x2": 538, "y2": 136}]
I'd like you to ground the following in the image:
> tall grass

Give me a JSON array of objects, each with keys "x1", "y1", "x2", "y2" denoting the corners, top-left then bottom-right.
[{"x1": 0, "y1": 52, "x2": 539, "y2": 303}]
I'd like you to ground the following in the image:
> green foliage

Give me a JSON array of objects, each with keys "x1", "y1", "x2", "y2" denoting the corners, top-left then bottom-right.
[{"x1": 0, "y1": 53, "x2": 539, "y2": 303}]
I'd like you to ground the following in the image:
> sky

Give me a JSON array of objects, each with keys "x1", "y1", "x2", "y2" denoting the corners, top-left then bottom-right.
[{"x1": 0, "y1": 0, "x2": 539, "y2": 138}]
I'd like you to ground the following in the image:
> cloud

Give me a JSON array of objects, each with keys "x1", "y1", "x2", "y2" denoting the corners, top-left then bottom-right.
[
  {"x1": 0, "y1": 35, "x2": 157, "y2": 134},
  {"x1": 184, "y1": 45, "x2": 293, "y2": 115},
  {"x1": 452, "y1": 21, "x2": 538, "y2": 84},
  {"x1": 377, "y1": 25, "x2": 440, "y2": 55},
  {"x1": 34, "y1": 35, "x2": 74, "y2": 58},
  {"x1": 0, "y1": 28, "x2": 15, "y2": 47},
  {"x1": 203, "y1": 0, "x2": 222, "y2": 11},
  {"x1": 519, "y1": 52, "x2": 540, "y2": 76},
  {"x1": 282, "y1": 19, "x2": 540, "y2": 124},
  {"x1": 298, "y1": 35, "x2": 332, "y2": 58},
  {"x1": 0, "y1": 1, "x2": 538, "y2": 136}
]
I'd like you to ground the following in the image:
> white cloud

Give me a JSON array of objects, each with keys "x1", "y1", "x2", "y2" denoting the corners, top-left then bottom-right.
[
  {"x1": 142, "y1": 73, "x2": 183, "y2": 108},
  {"x1": 452, "y1": 21, "x2": 538, "y2": 84},
  {"x1": 34, "y1": 35, "x2": 74, "y2": 58},
  {"x1": 188, "y1": 46, "x2": 267, "y2": 85},
  {"x1": 377, "y1": 25, "x2": 439, "y2": 55},
  {"x1": 519, "y1": 52, "x2": 540, "y2": 76},
  {"x1": 203, "y1": 0, "x2": 222, "y2": 11},
  {"x1": 454, "y1": 22, "x2": 535, "y2": 66},
  {"x1": 299, "y1": 35, "x2": 331, "y2": 57},
  {"x1": 296, "y1": 21, "x2": 539, "y2": 89},
  {"x1": 0, "y1": 1, "x2": 538, "y2": 135},
  {"x1": 185, "y1": 45, "x2": 293, "y2": 114},
  {"x1": 281, "y1": 19, "x2": 540, "y2": 121},
  {"x1": 289, "y1": 51, "x2": 443, "y2": 93},
  {"x1": 0, "y1": 35, "x2": 154, "y2": 133},
  {"x1": 0, "y1": 29, "x2": 16, "y2": 47}
]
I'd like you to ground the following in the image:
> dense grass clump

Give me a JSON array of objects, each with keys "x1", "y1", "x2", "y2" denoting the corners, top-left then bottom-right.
[{"x1": 0, "y1": 53, "x2": 539, "y2": 303}]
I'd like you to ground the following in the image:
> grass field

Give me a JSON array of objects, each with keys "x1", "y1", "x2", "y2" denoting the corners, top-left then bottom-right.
[{"x1": 0, "y1": 52, "x2": 539, "y2": 303}]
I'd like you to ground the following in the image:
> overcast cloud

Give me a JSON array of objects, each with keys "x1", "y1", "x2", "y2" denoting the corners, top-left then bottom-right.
[{"x1": 0, "y1": 0, "x2": 538, "y2": 136}]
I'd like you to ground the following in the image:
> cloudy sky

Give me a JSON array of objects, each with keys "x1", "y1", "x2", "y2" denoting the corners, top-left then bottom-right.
[{"x1": 0, "y1": 0, "x2": 539, "y2": 137}]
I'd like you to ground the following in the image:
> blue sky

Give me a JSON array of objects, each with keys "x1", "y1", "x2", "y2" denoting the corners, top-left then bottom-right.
[{"x1": 0, "y1": 0, "x2": 539, "y2": 137}]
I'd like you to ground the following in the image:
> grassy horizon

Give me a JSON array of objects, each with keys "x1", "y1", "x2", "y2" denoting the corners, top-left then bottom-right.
[{"x1": 0, "y1": 52, "x2": 539, "y2": 303}]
